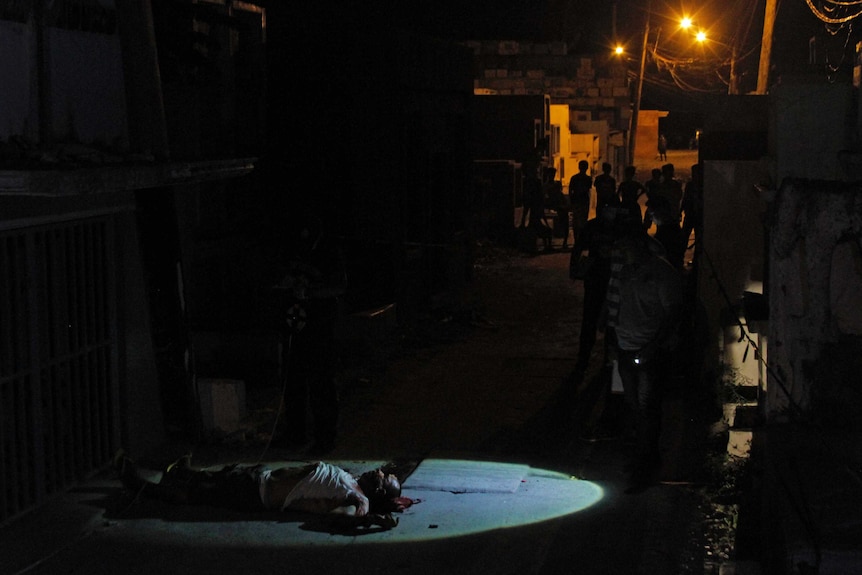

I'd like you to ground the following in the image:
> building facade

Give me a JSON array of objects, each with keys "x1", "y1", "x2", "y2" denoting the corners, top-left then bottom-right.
[{"x1": 466, "y1": 40, "x2": 632, "y2": 184}]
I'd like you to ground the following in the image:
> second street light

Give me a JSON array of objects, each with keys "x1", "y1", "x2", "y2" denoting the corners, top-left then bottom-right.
[
  {"x1": 692, "y1": 28, "x2": 741, "y2": 96},
  {"x1": 624, "y1": 7, "x2": 745, "y2": 162}
]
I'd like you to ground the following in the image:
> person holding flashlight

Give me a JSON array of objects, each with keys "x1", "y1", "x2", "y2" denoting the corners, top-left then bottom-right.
[{"x1": 606, "y1": 228, "x2": 682, "y2": 492}]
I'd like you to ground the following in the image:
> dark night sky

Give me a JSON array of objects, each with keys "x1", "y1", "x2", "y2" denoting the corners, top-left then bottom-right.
[
  {"x1": 375, "y1": 1, "x2": 851, "y2": 119},
  {"x1": 342, "y1": 1, "x2": 857, "y2": 143},
  {"x1": 367, "y1": 1, "x2": 844, "y2": 80}
]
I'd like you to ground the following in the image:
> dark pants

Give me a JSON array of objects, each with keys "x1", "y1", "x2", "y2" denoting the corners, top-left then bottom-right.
[
  {"x1": 184, "y1": 464, "x2": 266, "y2": 511},
  {"x1": 681, "y1": 220, "x2": 703, "y2": 271},
  {"x1": 122, "y1": 460, "x2": 265, "y2": 511},
  {"x1": 616, "y1": 348, "x2": 670, "y2": 478},
  {"x1": 571, "y1": 205, "x2": 589, "y2": 244},
  {"x1": 528, "y1": 218, "x2": 552, "y2": 248},
  {"x1": 577, "y1": 272, "x2": 610, "y2": 366},
  {"x1": 555, "y1": 208, "x2": 570, "y2": 244},
  {"x1": 282, "y1": 299, "x2": 340, "y2": 445}
]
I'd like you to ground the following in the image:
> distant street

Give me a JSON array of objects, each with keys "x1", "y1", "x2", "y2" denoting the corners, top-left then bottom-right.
[{"x1": 635, "y1": 148, "x2": 700, "y2": 183}]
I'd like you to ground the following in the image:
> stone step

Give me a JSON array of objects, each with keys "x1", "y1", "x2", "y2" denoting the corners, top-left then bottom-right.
[{"x1": 727, "y1": 428, "x2": 753, "y2": 457}]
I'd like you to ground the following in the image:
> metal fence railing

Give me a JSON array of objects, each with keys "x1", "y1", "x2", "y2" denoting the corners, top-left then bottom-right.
[{"x1": 1, "y1": 216, "x2": 120, "y2": 525}]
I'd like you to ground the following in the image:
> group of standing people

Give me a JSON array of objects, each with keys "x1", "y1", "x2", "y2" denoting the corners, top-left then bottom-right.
[
  {"x1": 567, "y1": 159, "x2": 703, "y2": 491},
  {"x1": 524, "y1": 156, "x2": 701, "y2": 268}
]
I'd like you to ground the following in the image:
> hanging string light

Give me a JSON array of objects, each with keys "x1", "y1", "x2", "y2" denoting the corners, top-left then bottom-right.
[
  {"x1": 805, "y1": 0, "x2": 862, "y2": 26},
  {"x1": 804, "y1": 1, "x2": 862, "y2": 81},
  {"x1": 629, "y1": 0, "x2": 762, "y2": 94}
]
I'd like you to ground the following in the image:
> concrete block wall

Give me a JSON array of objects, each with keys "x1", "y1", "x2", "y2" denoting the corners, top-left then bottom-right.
[{"x1": 465, "y1": 41, "x2": 630, "y2": 130}]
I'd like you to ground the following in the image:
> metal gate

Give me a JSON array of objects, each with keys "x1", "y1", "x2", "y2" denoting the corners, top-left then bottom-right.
[{"x1": 0, "y1": 215, "x2": 120, "y2": 525}]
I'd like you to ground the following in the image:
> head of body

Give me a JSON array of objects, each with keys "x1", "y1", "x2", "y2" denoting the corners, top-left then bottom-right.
[
  {"x1": 650, "y1": 168, "x2": 662, "y2": 182},
  {"x1": 623, "y1": 165, "x2": 637, "y2": 182},
  {"x1": 661, "y1": 163, "x2": 675, "y2": 181},
  {"x1": 602, "y1": 162, "x2": 612, "y2": 175},
  {"x1": 358, "y1": 469, "x2": 402, "y2": 512},
  {"x1": 578, "y1": 160, "x2": 589, "y2": 174}
]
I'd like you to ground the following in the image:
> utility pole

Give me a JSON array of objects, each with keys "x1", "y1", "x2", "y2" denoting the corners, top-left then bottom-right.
[
  {"x1": 628, "y1": 4, "x2": 651, "y2": 163},
  {"x1": 729, "y1": 44, "x2": 739, "y2": 95},
  {"x1": 756, "y1": 0, "x2": 778, "y2": 94}
]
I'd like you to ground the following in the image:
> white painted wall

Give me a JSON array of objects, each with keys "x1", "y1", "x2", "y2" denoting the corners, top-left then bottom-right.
[
  {"x1": 700, "y1": 159, "x2": 770, "y2": 389},
  {"x1": 45, "y1": 27, "x2": 128, "y2": 146},
  {"x1": 0, "y1": 19, "x2": 38, "y2": 142},
  {"x1": 0, "y1": 17, "x2": 128, "y2": 147},
  {"x1": 770, "y1": 82, "x2": 853, "y2": 182}
]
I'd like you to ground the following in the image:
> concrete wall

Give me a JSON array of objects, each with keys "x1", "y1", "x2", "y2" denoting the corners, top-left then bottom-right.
[
  {"x1": 572, "y1": 120, "x2": 612, "y2": 177},
  {"x1": 45, "y1": 26, "x2": 128, "y2": 145},
  {"x1": 466, "y1": 40, "x2": 630, "y2": 171},
  {"x1": 768, "y1": 179, "x2": 862, "y2": 421},
  {"x1": 765, "y1": 80, "x2": 862, "y2": 421},
  {"x1": 699, "y1": 96, "x2": 770, "y2": 402},
  {"x1": 550, "y1": 104, "x2": 571, "y2": 180},
  {"x1": 471, "y1": 94, "x2": 549, "y2": 164},
  {"x1": 0, "y1": 19, "x2": 38, "y2": 142},
  {"x1": 635, "y1": 110, "x2": 668, "y2": 161},
  {"x1": 700, "y1": 160, "x2": 770, "y2": 383},
  {"x1": 698, "y1": 82, "x2": 862, "y2": 423},
  {"x1": 770, "y1": 81, "x2": 854, "y2": 182},
  {"x1": 466, "y1": 41, "x2": 630, "y2": 134}
]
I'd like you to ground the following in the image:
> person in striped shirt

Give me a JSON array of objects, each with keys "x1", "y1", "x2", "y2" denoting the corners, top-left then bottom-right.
[{"x1": 605, "y1": 228, "x2": 682, "y2": 491}]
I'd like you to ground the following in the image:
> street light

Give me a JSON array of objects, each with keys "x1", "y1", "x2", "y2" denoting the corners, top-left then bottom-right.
[
  {"x1": 627, "y1": 8, "x2": 745, "y2": 162},
  {"x1": 689, "y1": 27, "x2": 740, "y2": 95},
  {"x1": 623, "y1": 2, "x2": 780, "y2": 160}
]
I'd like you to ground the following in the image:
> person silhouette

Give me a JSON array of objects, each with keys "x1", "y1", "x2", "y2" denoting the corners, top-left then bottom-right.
[
  {"x1": 644, "y1": 193, "x2": 685, "y2": 271},
  {"x1": 658, "y1": 134, "x2": 668, "y2": 161},
  {"x1": 544, "y1": 166, "x2": 568, "y2": 248},
  {"x1": 593, "y1": 162, "x2": 617, "y2": 215},
  {"x1": 606, "y1": 229, "x2": 682, "y2": 491},
  {"x1": 272, "y1": 209, "x2": 347, "y2": 454},
  {"x1": 658, "y1": 163, "x2": 683, "y2": 225},
  {"x1": 617, "y1": 165, "x2": 646, "y2": 225},
  {"x1": 681, "y1": 163, "x2": 704, "y2": 270},
  {"x1": 569, "y1": 204, "x2": 642, "y2": 381},
  {"x1": 568, "y1": 160, "x2": 592, "y2": 244},
  {"x1": 520, "y1": 164, "x2": 552, "y2": 250},
  {"x1": 645, "y1": 168, "x2": 662, "y2": 202},
  {"x1": 644, "y1": 164, "x2": 682, "y2": 233}
]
